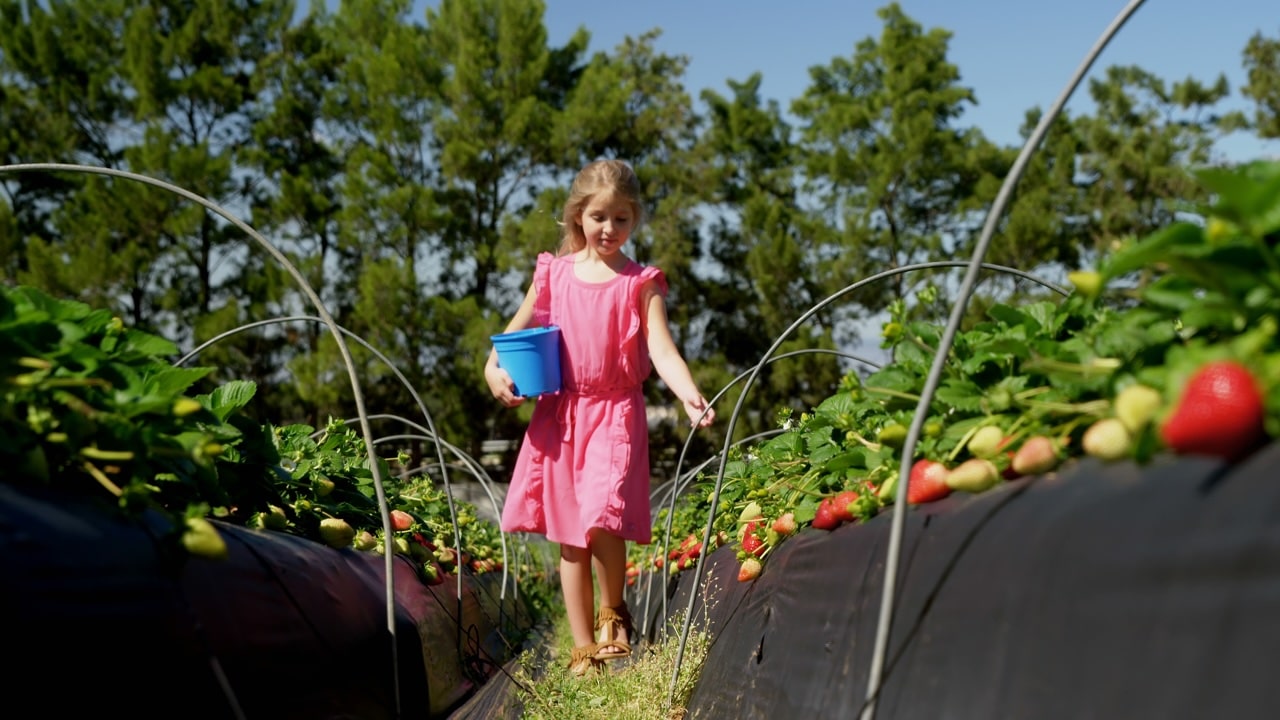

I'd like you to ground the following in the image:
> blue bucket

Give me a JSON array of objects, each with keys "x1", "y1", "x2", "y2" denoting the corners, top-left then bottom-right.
[{"x1": 491, "y1": 325, "x2": 562, "y2": 397}]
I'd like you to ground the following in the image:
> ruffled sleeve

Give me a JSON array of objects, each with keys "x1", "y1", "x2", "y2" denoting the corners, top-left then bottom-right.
[
  {"x1": 637, "y1": 265, "x2": 668, "y2": 301},
  {"x1": 532, "y1": 252, "x2": 554, "y2": 327},
  {"x1": 615, "y1": 264, "x2": 668, "y2": 383}
]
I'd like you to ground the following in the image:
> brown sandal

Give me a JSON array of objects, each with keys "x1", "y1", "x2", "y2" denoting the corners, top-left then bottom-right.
[
  {"x1": 568, "y1": 643, "x2": 603, "y2": 677},
  {"x1": 592, "y1": 603, "x2": 634, "y2": 660}
]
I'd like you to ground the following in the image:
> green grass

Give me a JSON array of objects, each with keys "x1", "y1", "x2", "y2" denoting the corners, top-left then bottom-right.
[{"x1": 509, "y1": 607, "x2": 712, "y2": 720}]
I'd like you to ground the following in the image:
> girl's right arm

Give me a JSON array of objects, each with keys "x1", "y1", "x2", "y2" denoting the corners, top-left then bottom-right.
[{"x1": 485, "y1": 283, "x2": 539, "y2": 407}]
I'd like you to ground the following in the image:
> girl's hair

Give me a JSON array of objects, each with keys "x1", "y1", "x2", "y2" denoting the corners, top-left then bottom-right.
[{"x1": 557, "y1": 159, "x2": 646, "y2": 256}]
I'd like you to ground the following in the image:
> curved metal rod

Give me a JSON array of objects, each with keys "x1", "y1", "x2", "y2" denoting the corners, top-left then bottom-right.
[
  {"x1": 858, "y1": 5, "x2": 1146, "y2": 717},
  {"x1": 667, "y1": 260, "x2": 1069, "y2": 702},
  {"x1": 653, "y1": 347, "x2": 880, "y2": 626},
  {"x1": 353, "y1": 415, "x2": 512, "y2": 602},
  {"x1": 0, "y1": 162, "x2": 404, "y2": 713},
  {"x1": 635, "y1": 427, "x2": 785, "y2": 638},
  {"x1": 175, "y1": 314, "x2": 465, "y2": 601}
]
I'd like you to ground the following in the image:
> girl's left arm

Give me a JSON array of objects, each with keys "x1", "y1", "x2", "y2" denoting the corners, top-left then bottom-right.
[{"x1": 641, "y1": 280, "x2": 715, "y2": 428}]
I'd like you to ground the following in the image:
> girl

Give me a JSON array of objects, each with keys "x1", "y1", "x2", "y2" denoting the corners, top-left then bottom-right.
[{"x1": 484, "y1": 159, "x2": 716, "y2": 676}]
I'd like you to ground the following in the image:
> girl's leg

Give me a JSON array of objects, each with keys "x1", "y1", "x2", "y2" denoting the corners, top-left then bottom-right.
[
  {"x1": 588, "y1": 529, "x2": 628, "y2": 653},
  {"x1": 559, "y1": 543, "x2": 596, "y2": 649}
]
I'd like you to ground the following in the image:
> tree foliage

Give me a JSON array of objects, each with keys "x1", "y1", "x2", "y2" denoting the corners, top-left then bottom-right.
[{"x1": 1, "y1": 0, "x2": 1276, "y2": 483}]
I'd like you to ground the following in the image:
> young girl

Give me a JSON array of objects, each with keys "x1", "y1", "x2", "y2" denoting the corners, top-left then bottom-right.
[{"x1": 484, "y1": 159, "x2": 716, "y2": 676}]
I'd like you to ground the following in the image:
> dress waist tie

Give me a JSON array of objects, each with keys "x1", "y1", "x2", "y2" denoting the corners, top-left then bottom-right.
[{"x1": 553, "y1": 385, "x2": 642, "y2": 442}]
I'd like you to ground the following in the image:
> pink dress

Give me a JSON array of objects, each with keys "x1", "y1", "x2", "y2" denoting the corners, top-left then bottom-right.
[{"x1": 499, "y1": 252, "x2": 666, "y2": 548}]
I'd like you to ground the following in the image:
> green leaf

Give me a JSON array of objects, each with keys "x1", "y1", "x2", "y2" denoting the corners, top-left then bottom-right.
[
  {"x1": 143, "y1": 366, "x2": 216, "y2": 399},
  {"x1": 203, "y1": 380, "x2": 258, "y2": 421},
  {"x1": 1101, "y1": 222, "x2": 1203, "y2": 281}
]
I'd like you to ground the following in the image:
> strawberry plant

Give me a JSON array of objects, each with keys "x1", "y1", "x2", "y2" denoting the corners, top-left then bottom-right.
[
  {"x1": 647, "y1": 159, "x2": 1280, "y2": 583},
  {"x1": 0, "y1": 285, "x2": 514, "y2": 583}
]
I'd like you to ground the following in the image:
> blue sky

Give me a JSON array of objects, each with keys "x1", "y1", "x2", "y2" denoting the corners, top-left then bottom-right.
[{"x1": 406, "y1": 0, "x2": 1277, "y2": 162}]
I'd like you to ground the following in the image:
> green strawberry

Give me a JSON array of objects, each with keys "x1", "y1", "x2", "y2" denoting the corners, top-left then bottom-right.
[
  {"x1": 967, "y1": 424, "x2": 1005, "y2": 458},
  {"x1": 1082, "y1": 418, "x2": 1132, "y2": 461},
  {"x1": 1114, "y1": 383, "x2": 1162, "y2": 434},
  {"x1": 313, "y1": 475, "x2": 336, "y2": 497},
  {"x1": 318, "y1": 517, "x2": 356, "y2": 549},
  {"x1": 261, "y1": 505, "x2": 288, "y2": 531},
  {"x1": 182, "y1": 517, "x2": 229, "y2": 561},
  {"x1": 1067, "y1": 270, "x2": 1103, "y2": 298},
  {"x1": 353, "y1": 530, "x2": 378, "y2": 551},
  {"x1": 945, "y1": 458, "x2": 999, "y2": 493}
]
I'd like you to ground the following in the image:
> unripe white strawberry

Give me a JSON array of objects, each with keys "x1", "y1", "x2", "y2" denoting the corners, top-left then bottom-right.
[
  {"x1": 1082, "y1": 418, "x2": 1132, "y2": 461},
  {"x1": 1114, "y1": 384, "x2": 1163, "y2": 434},
  {"x1": 967, "y1": 425, "x2": 1005, "y2": 458},
  {"x1": 945, "y1": 458, "x2": 1000, "y2": 493},
  {"x1": 318, "y1": 517, "x2": 356, "y2": 549}
]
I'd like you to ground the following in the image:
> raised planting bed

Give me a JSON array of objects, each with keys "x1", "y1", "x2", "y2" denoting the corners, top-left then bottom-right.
[
  {"x1": 0, "y1": 482, "x2": 536, "y2": 719},
  {"x1": 650, "y1": 443, "x2": 1280, "y2": 719}
]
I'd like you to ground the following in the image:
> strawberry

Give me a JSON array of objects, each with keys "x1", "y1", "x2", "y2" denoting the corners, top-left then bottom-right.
[
  {"x1": 738, "y1": 501, "x2": 763, "y2": 523},
  {"x1": 182, "y1": 517, "x2": 229, "y2": 560},
  {"x1": 1082, "y1": 417, "x2": 1132, "y2": 461},
  {"x1": 260, "y1": 504, "x2": 288, "y2": 531},
  {"x1": 967, "y1": 424, "x2": 1005, "y2": 458},
  {"x1": 907, "y1": 459, "x2": 951, "y2": 504},
  {"x1": 1011, "y1": 435, "x2": 1060, "y2": 476},
  {"x1": 390, "y1": 509, "x2": 414, "y2": 532},
  {"x1": 771, "y1": 512, "x2": 797, "y2": 536},
  {"x1": 353, "y1": 530, "x2": 378, "y2": 552},
  {"x1": 945, "y1": 458, "x2": 999, "y2": 493},
  {"x1": 318, "y1": 517, "x2": 356, "y2": 549},
  {"x1": 420, "y1": 561, "x2": 444, "y2": 586},
  {"x1": 1067, "y1": 270, "x2": 1103, "y2": 298},
  {"x1": 737, "y1": 557, "x2": 763, "y2": 582},
  {"x1": 831, "y1": 489, "x2": 860, "y2": 523},
  {"x1": 811, "y1": 496, "x2": 842, "y2": 530},
  {"x1": 741, "y1": 524, "x2": 765, "y2": 557},
  {"x1": 1114, "y1": 383, "x2": 1163, "y2": 433},
  {"x1": 1160, "y1": 360, "x2": 1266, "y2": 461}
]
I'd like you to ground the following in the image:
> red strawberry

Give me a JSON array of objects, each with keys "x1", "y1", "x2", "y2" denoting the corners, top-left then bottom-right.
[
  {"x1": 1160, "y1": 360, "x2": 1266, "y2": 461},
  {"x1": 741, "y1": 529, "x2": 765, "y2": 557},
  {"x1": 811, "y1": 497, "x2": 841, "y2": 530},
  {"x1": 737, "y1": 557, "x2": 763, "y2": 582},
  {"x1": 1011, "y1": 435, "x2": 1060, "y2": 476},
  {"x1": 390, "y1": 509, "x2": 414, "y2": 532},
  {"x1": 771, "y1": 512, "x2": 797, "y2": 536},
  {"x1": 907, "y1": 459, "x2": 951, "y2": 504},
  {"x1": 831, "y1": 489, "x2": 860, "y2": 523}
]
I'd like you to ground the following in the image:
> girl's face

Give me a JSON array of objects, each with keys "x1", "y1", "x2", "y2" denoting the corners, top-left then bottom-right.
[{"x1": 577, "y1": 191, "x2": 635, "y2": 257}]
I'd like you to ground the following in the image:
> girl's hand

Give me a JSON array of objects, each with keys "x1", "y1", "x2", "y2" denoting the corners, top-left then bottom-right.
[
  {"x1": 683, "y1": 395, "x2": 715, "y2": 428},
  {"x1": 486, "y1": 365, "x2": 525, "y2": 408}
]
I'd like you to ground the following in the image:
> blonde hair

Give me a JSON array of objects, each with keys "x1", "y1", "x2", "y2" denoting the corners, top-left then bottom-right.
[{"x1": 557, "y1": 159, "x2": 646, "y2": 256}]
